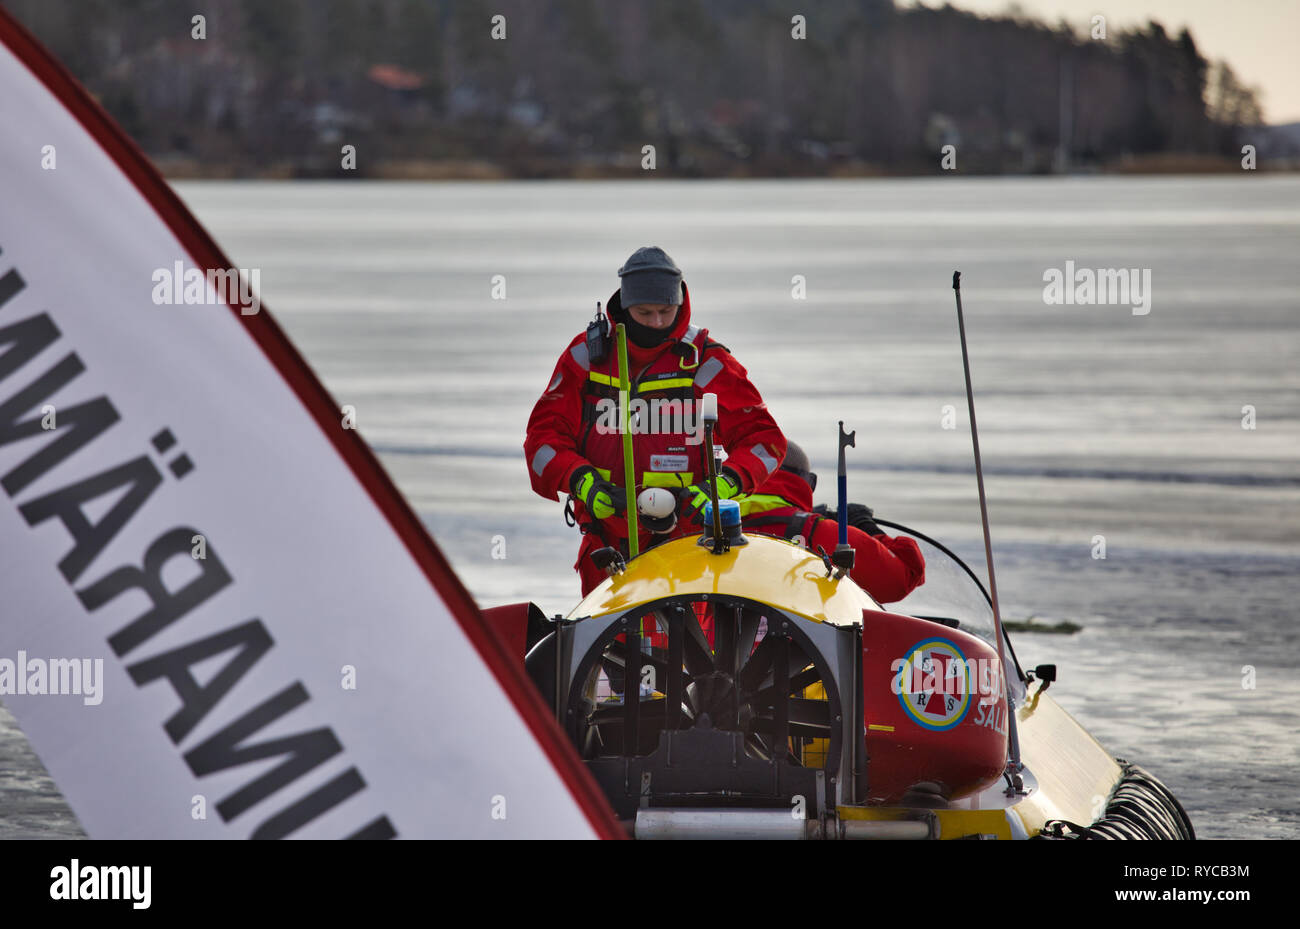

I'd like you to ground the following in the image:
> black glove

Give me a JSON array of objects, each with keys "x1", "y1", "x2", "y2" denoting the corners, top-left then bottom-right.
[
  {"x1": 813, "y1": 502, "x2": 883, "y2": 536},
  {"x1": 845, "y1": 503, "x2": 883, "y2": 536}
]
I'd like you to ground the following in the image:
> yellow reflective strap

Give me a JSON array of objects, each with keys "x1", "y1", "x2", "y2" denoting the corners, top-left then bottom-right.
[
  {"x1": 642, "y1": 471, "x2": 693, "y2": 489},
  {"x1": 637, "y1": 377, "x2": 695, "y2": 392},
  {"x1": 589, "y1": 371, "x2": 616, "y2": 387},
  {"x1": 734, "y1": 493, "x2": 795, "y2": 519}
]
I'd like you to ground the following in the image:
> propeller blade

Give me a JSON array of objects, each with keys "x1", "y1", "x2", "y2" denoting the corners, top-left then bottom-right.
[{"x1": 738, "y1": 609, "x2": 762, "y2": 661}]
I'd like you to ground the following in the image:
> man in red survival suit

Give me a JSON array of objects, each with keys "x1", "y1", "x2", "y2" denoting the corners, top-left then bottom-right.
[
  {"x1": 525, "y1": 246, "x2": 787, "y2": 596},
  {"x1": 737, "y1": 441, "x2": 926, "y2": 604}
]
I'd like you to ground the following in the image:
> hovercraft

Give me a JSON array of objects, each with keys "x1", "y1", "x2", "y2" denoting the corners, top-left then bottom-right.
[
  {"x1": 491, "y1": 280, "x2": 1194, "y2": 839},
  {"x1": 488, "y1": 501, "x2": 1194, "y2": 839}
]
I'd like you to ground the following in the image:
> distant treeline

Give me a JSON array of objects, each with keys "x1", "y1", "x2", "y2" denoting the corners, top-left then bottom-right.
[{"x1": 3, "y1": 0, "x2": 1268, "y2": 176}]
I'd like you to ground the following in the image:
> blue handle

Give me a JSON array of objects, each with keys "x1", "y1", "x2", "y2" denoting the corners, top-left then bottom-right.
[
  {"x1": 837, "y1": 473, "x2": 848, "y2": 546},
  {"x1": 836, "y1": 420, "x2": 854, "y2": 547}
]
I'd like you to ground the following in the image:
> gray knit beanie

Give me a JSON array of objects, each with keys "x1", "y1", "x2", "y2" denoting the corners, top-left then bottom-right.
[{"x1": 618, "y1": 246, "x2": 683, "y2": 307}]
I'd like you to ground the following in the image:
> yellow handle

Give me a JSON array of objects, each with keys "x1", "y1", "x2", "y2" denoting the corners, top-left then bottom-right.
[{"x1": 615, "y1": 323, "x2": 639, "y2": 558}]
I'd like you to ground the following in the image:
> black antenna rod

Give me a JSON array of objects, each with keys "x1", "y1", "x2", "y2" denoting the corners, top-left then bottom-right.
[{"x1": 952, "y1": 271, "x2": 1023, "y2": 787}]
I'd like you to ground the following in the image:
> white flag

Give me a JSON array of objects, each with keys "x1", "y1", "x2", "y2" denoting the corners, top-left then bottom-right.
[{"x1": 0, "y1": 9, "x2": 618, "y2": 839}]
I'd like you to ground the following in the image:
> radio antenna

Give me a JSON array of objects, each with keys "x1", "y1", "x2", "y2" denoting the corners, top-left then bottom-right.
[{"x1": 952, "y1": 271, "x2": 1023, "y2": 790}]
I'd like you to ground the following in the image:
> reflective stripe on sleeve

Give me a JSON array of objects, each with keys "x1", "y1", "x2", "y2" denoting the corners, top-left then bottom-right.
[
  {"x1": 735, "y1": 493, "x2": 794, "y2": 519},
  {"x1": 570, "y1": 342, "x2": 590, "y2": 371},
  {"x1": 752, "y1": 443, "x2": 779, "y2": 476},
  {"x1": 531, "y1": 444, "x2": 557, "y2": 477},
  {"x1": 695, "y1": 357, "x2": 724, "y2": 388}
]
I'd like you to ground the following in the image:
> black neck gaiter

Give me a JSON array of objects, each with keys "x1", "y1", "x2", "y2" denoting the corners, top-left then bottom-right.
[
  {"x1": 625, "y1": 313, "x2": 675, "y2": 348},
  {"x1": 613, "y1": 303, "x2": 679, "y2": 349}
]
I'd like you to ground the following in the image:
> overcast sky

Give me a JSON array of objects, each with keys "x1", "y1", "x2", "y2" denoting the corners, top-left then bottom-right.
[{"x1": 927, "y1": 0, "x2": 1300, "y2": 123}]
